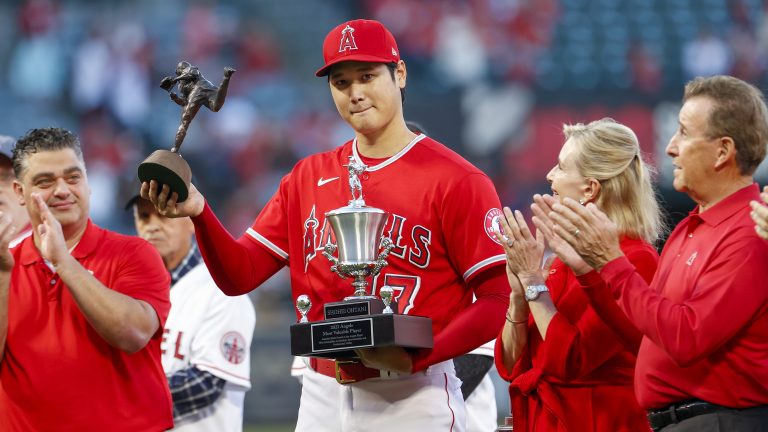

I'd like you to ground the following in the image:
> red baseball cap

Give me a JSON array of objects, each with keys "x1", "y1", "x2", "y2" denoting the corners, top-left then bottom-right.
[{"x1": 315, "y1": 19, "x2": 400, "y2": 77}]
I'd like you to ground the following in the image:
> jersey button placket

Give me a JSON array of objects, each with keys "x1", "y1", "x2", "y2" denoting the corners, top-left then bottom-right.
[
  {"x1": 678, "y1": 217, "x2": 700, "y2": 258},
  {"x1": 42, "y1": 263, "x2": 59, "y2": 302},
  {"x1": 47, "y1": 277, "x2": 60, "y2": 302}
]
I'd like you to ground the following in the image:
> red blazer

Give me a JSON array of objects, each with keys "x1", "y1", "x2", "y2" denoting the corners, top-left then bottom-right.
[{"x1": 495, "y1": 237, "x2": 658, "y2": 431}]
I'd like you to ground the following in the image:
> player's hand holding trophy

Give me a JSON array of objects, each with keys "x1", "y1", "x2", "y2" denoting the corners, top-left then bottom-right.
[{"x1": 290, "y1": 156, "x2": 433, "y2": 359}]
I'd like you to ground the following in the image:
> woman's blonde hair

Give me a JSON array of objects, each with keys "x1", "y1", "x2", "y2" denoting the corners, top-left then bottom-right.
[{"x1": 563, "y1": 118, "x2": 666, "y2": 244}]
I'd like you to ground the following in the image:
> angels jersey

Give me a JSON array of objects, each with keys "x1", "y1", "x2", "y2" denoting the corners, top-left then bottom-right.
[
  {"x1": 162, "y1": 263, "x2": 256, "y2": 431},
  {"x1": 248, "y1": 134, "x2": 505, "y2": 334}
]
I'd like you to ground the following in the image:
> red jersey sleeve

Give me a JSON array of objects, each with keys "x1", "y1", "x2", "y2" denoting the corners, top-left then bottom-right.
[
  {"x1": 441, "y1": 172, "x2": 506, "y2": 282},
  {"x1": 411, "y1": 265, "x2": 509, "y2": 371},
  {"x1": 248, "y1": 173, "x2": 291, "y2": 261},
  {"x1": 408, "y1": 171, "x2": 507, "y2": 371},
  {"x1": 192, "y1": 202, "x2": 285, "y2": 296}
]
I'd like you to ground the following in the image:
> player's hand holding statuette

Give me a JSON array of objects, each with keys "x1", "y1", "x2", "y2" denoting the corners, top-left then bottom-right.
[
  {"x1": 290, "y1": 156, "x2": 433, "y2": 359},
  {"x1": 138, "y1": 61, "x2": 234, "y2": 202}
]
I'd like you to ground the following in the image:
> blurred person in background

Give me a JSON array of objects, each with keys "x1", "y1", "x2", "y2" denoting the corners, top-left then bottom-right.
[
  {"x1": 495, "y1": 118, "x2": 663, "y2": 431},
  {"x1": 0, "y1": 128, "x2": 172, "y2": 431},
  {"x1": 129, "y1": 194, "x2": 255, "y2": 432},
  {"x1": 0, "y1": 136, "x2": 31, "y2": 246},
  {"x1": 545, "y1": 75, "x2": 768, "y2": 431}
]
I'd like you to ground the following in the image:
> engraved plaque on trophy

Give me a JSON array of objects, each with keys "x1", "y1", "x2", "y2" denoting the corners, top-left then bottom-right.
[
  {"x1": 138, "y1": 61, "x2": 235, "y2": 202},
  {"x1": 290, "y1": 156, "x2": 433, "y2": 358}
]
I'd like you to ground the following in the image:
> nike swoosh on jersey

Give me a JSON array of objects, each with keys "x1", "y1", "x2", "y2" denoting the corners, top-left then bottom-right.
[{"x1": 317, "y1": 177, "x2": 340, "y2": 186}]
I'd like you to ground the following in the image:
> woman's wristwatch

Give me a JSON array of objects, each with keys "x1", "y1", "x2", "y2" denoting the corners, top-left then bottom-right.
[{"x1": 524, "y1": 284, "x2": 549, "y2": 301}]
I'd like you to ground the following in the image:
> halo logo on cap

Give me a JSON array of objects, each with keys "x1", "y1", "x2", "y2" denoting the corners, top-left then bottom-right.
[
  {"x1": 339, "y1": 25, "x2": 358, "y2": 53},
  {"x1": 316, "y1": 19, "x2": 401, "y2": 77}
]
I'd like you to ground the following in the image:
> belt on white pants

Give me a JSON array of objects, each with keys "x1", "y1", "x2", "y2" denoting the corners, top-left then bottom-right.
[{"x1": 305, "y1": 357, "x2": 454, "y2": 385}]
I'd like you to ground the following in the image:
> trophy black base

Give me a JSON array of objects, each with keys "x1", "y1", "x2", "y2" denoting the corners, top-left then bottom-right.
[
  {"x1": 138, "y1": 149, "x2": 191, "y2": 202},
  {"x1": 290, "y1": 313, "x2": 433, "y2": 359}
]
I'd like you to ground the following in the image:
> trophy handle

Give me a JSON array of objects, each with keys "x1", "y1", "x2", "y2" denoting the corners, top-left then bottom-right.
[
  {"x1": 322, "y1": 242, "x2": 344, "y2": 278},
  {"x1": 371, "y1": 236, "x2": 394, "y2": 276}
]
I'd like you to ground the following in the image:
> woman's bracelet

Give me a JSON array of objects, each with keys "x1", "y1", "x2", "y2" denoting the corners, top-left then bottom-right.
[{"x1": 506, "y1": 310, "x2": 527, "y2": 325}]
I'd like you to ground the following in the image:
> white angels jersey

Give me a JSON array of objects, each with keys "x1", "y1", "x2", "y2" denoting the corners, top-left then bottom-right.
[
  {"x1": 248, "y1": 134, "x2": 505, "y2": 333},
  {"x1": 161, "y1": 264, "x2": 256, "y2": 432}
]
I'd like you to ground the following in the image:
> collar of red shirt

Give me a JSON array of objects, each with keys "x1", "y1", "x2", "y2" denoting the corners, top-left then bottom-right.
[
  {"x1": 19, "y1": 219, "x2": 100, "y2": 266},
  {"x1": 689, "y1": 182, "x2": 760, "y2": 227}
]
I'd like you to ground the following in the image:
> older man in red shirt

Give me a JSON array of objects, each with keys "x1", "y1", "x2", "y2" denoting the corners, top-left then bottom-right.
[{"x1": 538, "y1": 75, "x2": 768, "y2": 431}]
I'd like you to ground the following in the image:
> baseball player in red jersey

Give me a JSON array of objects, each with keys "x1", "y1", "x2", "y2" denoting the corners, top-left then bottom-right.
[{"x1": 143, "y1": 19, "x2": 510, "y2": 431}]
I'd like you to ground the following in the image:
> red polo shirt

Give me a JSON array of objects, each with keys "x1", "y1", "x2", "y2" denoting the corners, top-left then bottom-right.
[
  {"x1": 587, "y1": 183, "x2": 768, "y2": 409},
  {"x1": 0, "y1": 220, "x2": 173, "y2": 431}
]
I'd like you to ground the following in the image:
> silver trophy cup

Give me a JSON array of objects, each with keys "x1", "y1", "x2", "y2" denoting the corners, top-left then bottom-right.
[
  {"x1": 322, "y1": 155, "x2": 394, "y2": 299},
  {"x1": 323, "y1": 206, "x2": 394, "y2": 299},
  {"x1": 289, "y1": 160, "x2": 433, "y2": 358}
]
